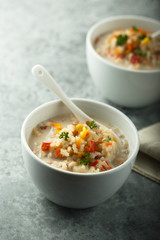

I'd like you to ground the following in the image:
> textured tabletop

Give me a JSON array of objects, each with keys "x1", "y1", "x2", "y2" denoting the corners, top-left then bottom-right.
[{"x1": 0, "y1": 0, "x2": 160, "y2": 239}]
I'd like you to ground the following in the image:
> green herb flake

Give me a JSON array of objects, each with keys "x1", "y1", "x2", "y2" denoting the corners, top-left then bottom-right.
[
  {"x1": 103, "y1": 136, "x2": 111, "y2": 143},
  {"x1": 139, "y1": 34, "x2": 146, "y2": 40},
  {"x1": 80, "y1": 152, "x2": 91, "y2": 165},
  {"x1": 132, "y1": 26, "x2": 138, "y2": 32},
  {"x1": 116, "y1": 34, "x2": 128, "y2": 46},
  {"x1": 59, "y1": 132, "x2": 69, "y2": 141},
  {"x1": 86, "y1": 120, "x2": 97, "y2": 129},
  {"x1": 135, "y1": 48, "x2": 147, "y2": 58}
]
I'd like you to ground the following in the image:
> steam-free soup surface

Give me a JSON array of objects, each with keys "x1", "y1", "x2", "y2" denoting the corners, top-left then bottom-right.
[
  {"x1": 94, "y1": 26, "x2": 160, "y2": 70},
  {"x1": 29, "y1": 114, "x2": 129, "y2": 173}
]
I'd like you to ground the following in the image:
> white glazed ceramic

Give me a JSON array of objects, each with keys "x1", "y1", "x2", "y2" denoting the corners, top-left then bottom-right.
[
  {"x1": 86, "y1": 16, "x2": 160, "y2": 108},
  {"x1": 21, "y1": 99, "x2": 139, "y2": 208}
]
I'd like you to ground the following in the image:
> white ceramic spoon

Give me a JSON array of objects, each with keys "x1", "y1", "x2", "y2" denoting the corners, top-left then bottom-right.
[
  {"x1": 32, "y1": 64, "x2": 120, "y2": 141},
  {"x1": 32, "y1": 64, "x2": 94, "y2": 123},
  {"x1": 151, "y1": 30, "x2": 160, "y2": 39}
]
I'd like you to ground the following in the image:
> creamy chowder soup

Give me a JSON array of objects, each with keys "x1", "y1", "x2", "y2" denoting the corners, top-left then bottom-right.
[
  {"x1": 94, "y1": 26, "x2": 160, "y2": 70},
  {"x1": 29, "y1": 114, "x2": 129, "y2": 173}
]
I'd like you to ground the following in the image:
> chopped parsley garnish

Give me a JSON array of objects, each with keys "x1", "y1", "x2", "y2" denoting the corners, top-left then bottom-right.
[
  {"x1": 139, "y1": 34, "x2": 146, "y2": 40},
  {"x1": 103, "y1": 136, "x2": 111, "y2": 142},
  {"x1": 59, "y1": 132, "x2": 69, "y2": 141},
  {"x1": 132, "y1": 26, "x2": 138, "y2": 32},
  {"x1": 116, "y1": 34, "x2": 128, "y2": 46},
  {"x1": 135, "y1": 48, "x2": 147, "y2": 58},
  {"x1": 86, "y1": 120, "x2": 97, "y2": 129},
  {"x1": 80, "y1": 152, "x2": 91, "y2": 165}
]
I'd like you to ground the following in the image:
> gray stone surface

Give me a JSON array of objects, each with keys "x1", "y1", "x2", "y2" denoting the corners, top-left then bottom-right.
[{"x1": 0, "y1": 0, "x2": 160, "y2": 239}]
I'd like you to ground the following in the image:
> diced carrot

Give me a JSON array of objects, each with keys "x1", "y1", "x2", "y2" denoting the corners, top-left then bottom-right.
[
  {"x1": 120, "y1": 161, "x2": 124, "y2": 165},
  {"x1": 130, "y1": 28, "x2": 135, "y2": 35},
  {"x1": 76, "y1": 138, "x2": 82, "y2": 149},
  {"x1": 105, "y1": 142, "x2": 112, "y2": 146},
  {"x1": 84, "y1": 146, "x2": 89, "y2": 152},
  {"x1": 89, "y1": 140, "x2": 96, "y2": 152},
  {"x1": 108, "y1": 165, "x2": 112, "y2": 169},
  {"x1": 41, "y1": 142, "x2": 51, "y2": 151},
  {"x1": 90, "y1": 160, "x2": 99, "y2": 167},
  {"x1": 138, "y1": 28, "x2": 148, "y2": 34},
  {"x1": 127, "y1": 42, "x2": 134, "y2": 50},
  {"x1": 55, "y1": 148, "x2": 62, "y2": 158}
]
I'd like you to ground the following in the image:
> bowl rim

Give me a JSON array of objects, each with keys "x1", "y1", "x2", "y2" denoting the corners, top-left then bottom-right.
[
  {"x1": 21, "y1": 98, "x2": 139, "y2": 176},
  {"x1": 86, "y1": 15, "x2": 160, "y2": 73}
]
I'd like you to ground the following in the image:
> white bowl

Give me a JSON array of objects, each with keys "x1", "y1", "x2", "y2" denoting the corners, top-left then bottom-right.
[
  {"x1": 86, "y1": 15, "x2": 160, "y2": 108},
  {"x1": 21, "y1": 98, "x2": 139, "y2": 208}
]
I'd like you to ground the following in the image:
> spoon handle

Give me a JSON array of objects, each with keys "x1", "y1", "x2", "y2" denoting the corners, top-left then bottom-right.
[{"x1": 32, "y1": 65, "x2": 92, "y2": 123}]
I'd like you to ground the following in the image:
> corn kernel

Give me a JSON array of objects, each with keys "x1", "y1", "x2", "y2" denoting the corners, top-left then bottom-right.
[
  {"x1": 114, "y1": 48, "x2": 119, "y2": 54},
  {"x1": 141, "y1": 37, "x2": 149, "y2": 45},
  {"x1": 113, "y1": 137, "x2": 117, "y2": 143},
  {"x1": 56, "y1": 129, "x2": 61, "y2": 134},
  {"x1": 76, "y1": 138, "x2": 82, "y2": 149},
  {"x1": 80, "y1": 127, "x2": 88, "y2": 139},
  {"x1": 75, "y1": 124, "x2": 84, "y2": 133},
  {"x1": 51, "y1": 122, "x2": 62, "y2": 129}
]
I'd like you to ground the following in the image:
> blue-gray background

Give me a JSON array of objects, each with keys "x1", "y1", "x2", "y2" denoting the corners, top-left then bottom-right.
[{"x1": 0, "y1": 0, "x2": 160, "y2": 239}]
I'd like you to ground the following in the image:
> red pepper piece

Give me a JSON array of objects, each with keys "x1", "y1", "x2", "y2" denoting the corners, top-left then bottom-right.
[
  {"x1": 101, "y1": 165, "x2": 107, "y2": 171},
  {"x1": 41, "y1": 142, "x2": 51, "y2": 151},
  {"x1": 90, "y1": 160, "x2": 99, "y2": 167},
  {"x1": 89, "y1": 140, "x2": 96, "y2": 152},
  {"x1": 56, "y1": 148, "x2": 62, "y2": 158},
  {"x1": 130, "y1": 55, "x2": 141, "y2": 64}
]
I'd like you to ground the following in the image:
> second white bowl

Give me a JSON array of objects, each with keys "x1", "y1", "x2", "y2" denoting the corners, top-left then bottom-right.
[{"x1": 86, "y1": 15, "x2": 160, "y2": 108}]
